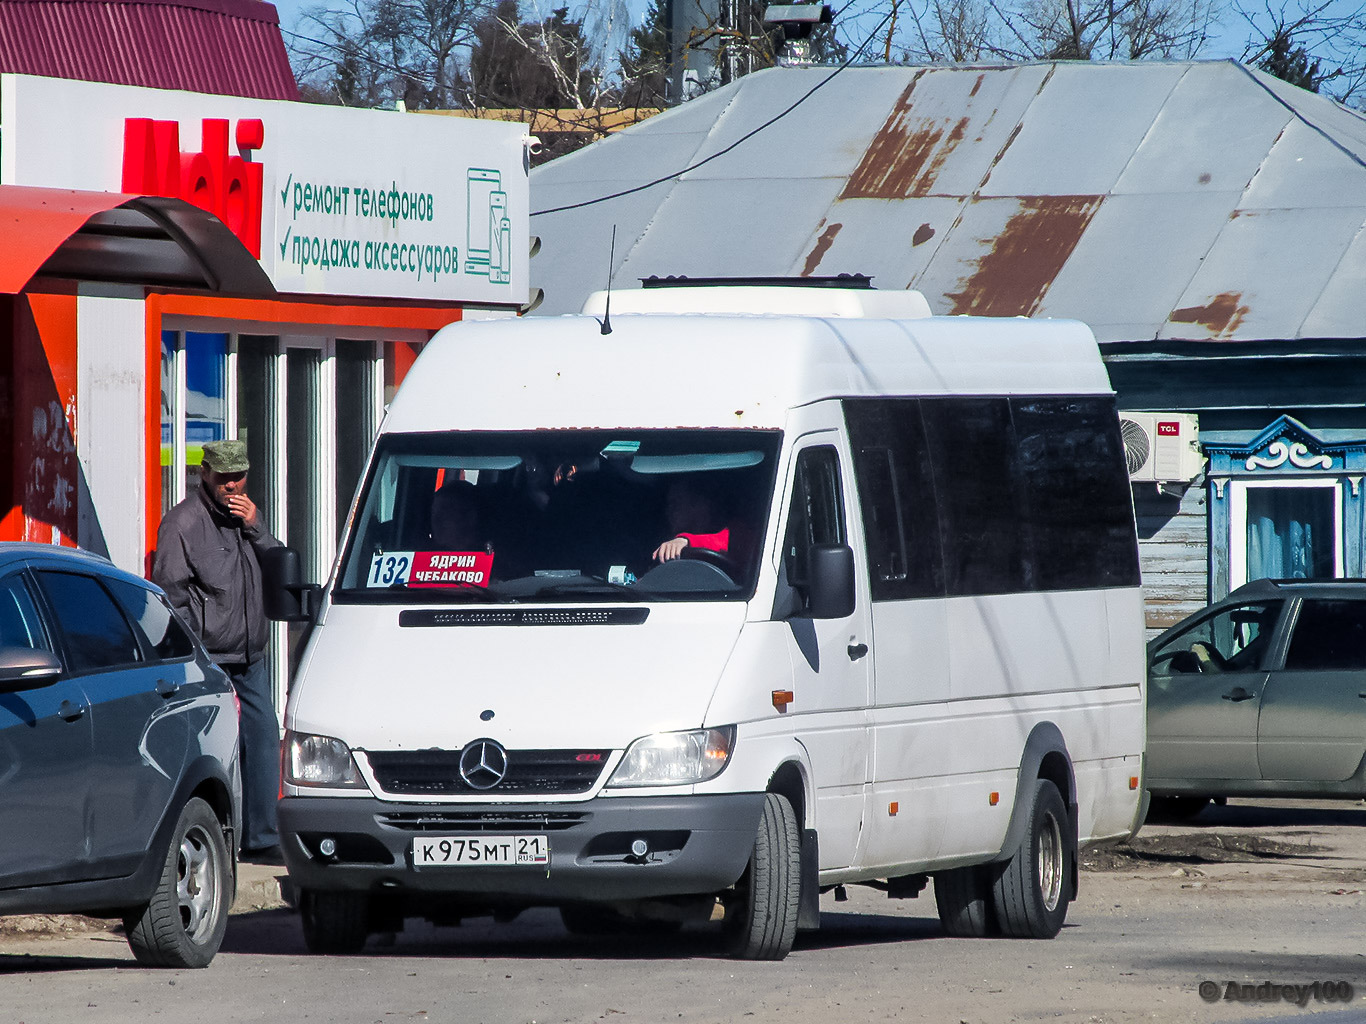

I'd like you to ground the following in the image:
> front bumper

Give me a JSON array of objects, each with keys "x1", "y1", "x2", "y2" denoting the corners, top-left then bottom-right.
[{"x1": 278, "y1": 793, "x2": 765, "y2": 902}]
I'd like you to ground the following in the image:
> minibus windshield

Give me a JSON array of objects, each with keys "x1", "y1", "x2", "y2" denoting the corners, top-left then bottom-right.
[{"x1": 334, "y1": 429, "x2": 783, "y2": 604}]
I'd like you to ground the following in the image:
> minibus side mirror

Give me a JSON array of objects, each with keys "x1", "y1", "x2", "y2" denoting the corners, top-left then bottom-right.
[
  {"x1": 805, "y1": 543, "x2": 855, "y2": 620},
  {"x1": 261, "y1": 546, "x2": 322, "y2": 623},
  {"x1": 0, "y1": 646, "x2": 62, "y2": 693}
]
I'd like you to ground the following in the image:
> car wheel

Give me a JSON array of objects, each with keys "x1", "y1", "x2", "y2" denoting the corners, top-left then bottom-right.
[
  {"x1": 1147, "y1": 795, "x2": 1210, "y2": 822},
  {"x1": 123, "y1": 797, "x2": 232, "y2": 968},
  {"x1": 934, "y1": 865, "x2": 999, "y2": 937},
  {"x1": 724, "y1": 792, "x2": 800, "y2": 961},
  {"x1": 992, "y1": 780, "x2": 1073, "y2": 939},
  {"x1": 300, "y1": 889, "x2": 370, "y2": 954}
]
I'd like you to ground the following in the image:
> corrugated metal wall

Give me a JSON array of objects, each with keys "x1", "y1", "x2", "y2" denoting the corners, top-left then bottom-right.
[
  {"x1": 0, "y1": 0, "x2": 298, "y2": 100},
  {"x1": 1134, "y1": 477, "x2": 1208, "y2": 639}
]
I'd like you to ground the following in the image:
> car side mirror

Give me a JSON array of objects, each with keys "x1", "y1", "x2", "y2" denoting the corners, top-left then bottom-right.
[
  {"x1": 0, "y1": 646, "x2": 63, "y2": 693},
  {"x1": 260, "y1": 546, "x2": 321, "y2": 623},
  {"x1": 805, "y1": 543, "x2": 855, "y2": 620}
]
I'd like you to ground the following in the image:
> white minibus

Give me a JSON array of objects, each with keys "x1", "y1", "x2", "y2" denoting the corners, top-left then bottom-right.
[{"x1": 267, "y1": 280, "x2": 1147, "y2": 961}]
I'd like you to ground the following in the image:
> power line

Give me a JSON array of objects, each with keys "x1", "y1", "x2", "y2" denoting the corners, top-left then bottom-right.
[{"x1": 530, "y1": 6, "x2": 897, "y2": 217}]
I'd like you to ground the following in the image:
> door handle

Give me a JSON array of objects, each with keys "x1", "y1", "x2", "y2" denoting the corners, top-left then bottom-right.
[
  {"x1": 1221, "y1": 687, "x2": 1256, "y2": 702},
  {"x1": 847, "y1": 643, "x2": 869, "y2": 662},
  {"x1": 155, "y1": 678, "x2": 181, "y2": 698},
  {"x1": 56, "y1": 699, "x2": 87, "y2": 722}
]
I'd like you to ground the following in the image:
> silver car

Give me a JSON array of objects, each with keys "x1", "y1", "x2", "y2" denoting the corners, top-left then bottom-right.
[
  {"x1": 1146, "y1": 579, "x2": 1366, "y2": 819},
  {"x1": 0, "y1": 544, "x2": 240, "y2": 967}
]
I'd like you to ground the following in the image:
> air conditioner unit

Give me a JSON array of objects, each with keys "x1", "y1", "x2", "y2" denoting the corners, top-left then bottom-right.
[{"x1": 1120, "y1": 412, "x2": 1202, "y2": 483}]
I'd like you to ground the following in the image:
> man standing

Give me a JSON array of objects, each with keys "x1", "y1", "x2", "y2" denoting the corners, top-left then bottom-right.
[{"x1": 153, "y1": 439, "x2": 282, "y2": 863}]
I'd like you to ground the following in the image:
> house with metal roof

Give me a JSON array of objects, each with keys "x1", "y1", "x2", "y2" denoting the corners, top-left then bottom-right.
[
  {"x1": 0, "y1": 0, "x2": 297, "y2": 99},
  {"x1": 530, "y1": 59, "x2": 1366, "y2": 634}
]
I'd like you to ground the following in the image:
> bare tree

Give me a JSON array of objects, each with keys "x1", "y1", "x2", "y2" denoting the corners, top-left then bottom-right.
[
  {"x1": 1235, "y1": 0, "x2": 1366, "y2": 103},
  {"x1": 289, "y1": 0, "x2": 489, "y2": 108}
]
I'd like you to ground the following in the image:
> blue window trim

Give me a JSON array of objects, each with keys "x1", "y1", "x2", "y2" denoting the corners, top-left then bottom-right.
[{"x1": 1203, "y1": 415, "x2": 1366, "y2": 599}]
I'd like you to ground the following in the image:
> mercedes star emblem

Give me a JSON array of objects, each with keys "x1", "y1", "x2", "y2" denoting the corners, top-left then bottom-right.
[{"x1": 458, "y1": 738, "x2": 509, "y2": 790}]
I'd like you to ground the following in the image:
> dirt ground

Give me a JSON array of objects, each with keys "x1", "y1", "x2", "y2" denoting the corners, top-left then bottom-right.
[{"x1": 3, "y1": 798, "x2": 1365, "y2": 1024}]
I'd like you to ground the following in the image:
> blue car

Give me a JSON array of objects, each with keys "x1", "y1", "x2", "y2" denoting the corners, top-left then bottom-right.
[{"x1": 0, "y1": 543, "x2": 241, "y2": 967}]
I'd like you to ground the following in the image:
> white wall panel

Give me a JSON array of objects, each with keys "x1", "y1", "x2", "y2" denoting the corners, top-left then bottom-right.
[{"x1": 77, "y1": 295, "x2": 145, "y2": 573}]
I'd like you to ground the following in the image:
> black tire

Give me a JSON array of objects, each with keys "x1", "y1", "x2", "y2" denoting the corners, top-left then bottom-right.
[
  {"x1": 934, "y1": 865, "x2": 998, "y2": 937},
  {"x1": 725, "y1": 792, "x2": 801, "y2": 961},
  {"x1": 123, "y1": 797, "x2": 232, "y2": 968},
  {"x1": 992, "y1": 780, "x2": 1073, "y2": 939},
  {"x1": 1146, "y1": 795, "x2": 1209, "y2": 822},
  {"x1": 300, "y1": 889, "x2": 371, "y2": 954}
]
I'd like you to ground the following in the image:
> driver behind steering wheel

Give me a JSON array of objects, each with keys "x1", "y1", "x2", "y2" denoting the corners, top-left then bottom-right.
[{"x1": 651, "y1": 477, "x2": 732, "y2": 564}]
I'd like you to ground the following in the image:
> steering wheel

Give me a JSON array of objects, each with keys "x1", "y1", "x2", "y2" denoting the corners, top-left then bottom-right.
[{"x1": 681, "y1": 545, "x2": 740, "y2": 577}]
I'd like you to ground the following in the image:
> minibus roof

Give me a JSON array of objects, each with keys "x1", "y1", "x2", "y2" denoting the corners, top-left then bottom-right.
[{"x1": 383, "y1": 308, "x2": 1113, "y2": 433}]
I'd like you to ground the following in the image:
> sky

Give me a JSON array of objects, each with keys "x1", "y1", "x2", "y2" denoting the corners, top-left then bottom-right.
[{"x1": 267, "y1": 0, "x2": 1363, "y2": 79}]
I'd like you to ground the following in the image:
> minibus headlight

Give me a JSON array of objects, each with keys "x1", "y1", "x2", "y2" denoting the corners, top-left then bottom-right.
[
  {"x1": 285, "y1": 731, "x2": 366, "y2": 789},
  {"x1": 607, "y1": 727, "x2": 735, "y2": 787}
]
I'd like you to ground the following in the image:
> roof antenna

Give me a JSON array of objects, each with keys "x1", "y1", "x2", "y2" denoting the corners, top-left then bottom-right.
[{"x1": 600, "y1": 226, "x2": 616, "y2": 336}]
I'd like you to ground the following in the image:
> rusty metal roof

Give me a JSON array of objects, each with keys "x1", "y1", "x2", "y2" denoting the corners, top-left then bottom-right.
[
  {"x1": 0, "y1": 0, "x2": 298, "y2": 100},
  {"x1": 530, "y1": 60, "x2": 1366, "y2": 343}
]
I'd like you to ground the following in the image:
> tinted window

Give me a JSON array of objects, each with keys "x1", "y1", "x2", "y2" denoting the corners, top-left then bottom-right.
[
  {"x1": 36, "y1": 572, "x2": 142, "y2": 673},
  {"x1": 1285, "y1": 600, "x2": 1366, "y2": 671},
  {"x1": 106, "y1": 579, "x2": 196, "y2": 661},
  {"x1": 1150, "y1": 602, "x2": 1282, "y2": 676},
  {"x1": 0, "y1": 575, "x2": 49, "y2": 650},
  {"x1": 845, "y1": 395, "x2": 1139, "y2": 600},
  {"x1": 783, "y1": 446, "x2": 845, "y2": 586},
  {"x1": 1012, "y1": 397, "x2": 1140, "y2": 590},
  {"x1": 921, "y1": 398, "x2": 1023, "y2": 595},
  {"x1": 845, "y1": 400, "x2": 944, "y2": 600}
]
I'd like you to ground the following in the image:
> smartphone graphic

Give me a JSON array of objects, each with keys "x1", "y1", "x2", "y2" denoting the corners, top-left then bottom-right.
[
  {"x1": 489, "y1": 191, "x2": 510, "y2": 284},
  {"x1": 466, "y1": 169, "x2": 501, "y2": 275}
]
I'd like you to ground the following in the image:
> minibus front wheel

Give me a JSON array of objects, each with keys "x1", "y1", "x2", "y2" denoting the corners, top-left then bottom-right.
[{"x1": 724, "y1": 792, "x2": 801, "y2": 960}]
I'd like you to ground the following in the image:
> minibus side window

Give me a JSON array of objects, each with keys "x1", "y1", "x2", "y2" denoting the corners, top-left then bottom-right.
[
  {"x1": 853, "y1": 447, "x2": 907, "y2": 584},
  {"x1": 784, "y1": 446, "x2": 845, "y2": 586}
]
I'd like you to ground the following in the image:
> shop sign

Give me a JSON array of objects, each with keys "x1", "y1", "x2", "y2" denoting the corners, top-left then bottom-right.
[{"x1": 1, "y1": 74, "x2": 529, "y2": 305}]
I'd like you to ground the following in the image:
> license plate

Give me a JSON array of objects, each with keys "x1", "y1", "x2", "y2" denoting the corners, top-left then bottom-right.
[{"x1": 411, "y1": 835, "x2": 549, "y2": 867}]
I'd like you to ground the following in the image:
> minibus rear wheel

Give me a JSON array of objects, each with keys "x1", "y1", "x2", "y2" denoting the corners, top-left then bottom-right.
[
  {"x1": 991, "y1": 779, "x2": 1072, "y2": 939},
  {"x1": 300, "y1": 889, "x2": 370, "y2": 954},
  {"x1": 933, "y1": 865, "x2": 998, "y2": 937},
  {"x1": 725, "y1": 792, "x2": 800, "y2": 960}
]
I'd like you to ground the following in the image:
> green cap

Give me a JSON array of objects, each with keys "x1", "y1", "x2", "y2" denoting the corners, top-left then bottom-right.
[{"x1": 201, "y1": 439, "x2": 249, "y2": 475}]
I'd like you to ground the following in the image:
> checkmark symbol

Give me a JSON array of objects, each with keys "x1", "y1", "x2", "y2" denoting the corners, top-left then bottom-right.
[
  {"x1": 279, "y1": 228, "x2": 291, "y2": 259},
  {"x1": 280, "y1": 173, "x2": 293, "y2": 208}
]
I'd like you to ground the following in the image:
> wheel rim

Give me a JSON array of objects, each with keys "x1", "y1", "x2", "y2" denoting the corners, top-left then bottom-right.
[
  {"x1": 177, "y1": 824, "x2": 220, "y2": 941},
  {"x1": 1036, "y1": 811, "x2": 1064, "y2": 913}
]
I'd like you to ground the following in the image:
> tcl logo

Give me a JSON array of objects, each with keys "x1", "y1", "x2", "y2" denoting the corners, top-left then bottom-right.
[
  {"x1": 1156, "y1": 421, "x2": 1181, "y2": 436},
  {"x1": 122, "y1": 117, "x2": 265, "y2": 258},
  {"x1": 575, "y1": 753, "x2": 603, "y2": 762}
]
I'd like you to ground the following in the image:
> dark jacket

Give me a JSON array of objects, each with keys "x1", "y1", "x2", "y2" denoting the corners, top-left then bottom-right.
[{"x1": 152, "y1": 485, "x2": 280, "y2": 664}]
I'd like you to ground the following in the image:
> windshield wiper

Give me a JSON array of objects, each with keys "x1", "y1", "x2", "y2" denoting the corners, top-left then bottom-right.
[{"x1": 527, "y1": 577, "x2": 654, "y2": 602}]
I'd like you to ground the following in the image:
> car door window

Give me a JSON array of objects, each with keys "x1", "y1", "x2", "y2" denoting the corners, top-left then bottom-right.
[
  {"x1": 105, "y1": 579, "x2": 196, "y2": 661},
  {"x1": 0, "y1": 574, "x2": 50, "y2": 651},
  {"x1": 1284, "y1": 600, "x2": 1366, "y2": 671},
  {"x1": 783, "y1": 446, "x2": 846, "y2": 587},
  {"x1": 1151, "y1": 601, "x2": 1282, "y2": 676},
  {"x1": 35, "y1": 572, "x2": 142, "y2": 673}
]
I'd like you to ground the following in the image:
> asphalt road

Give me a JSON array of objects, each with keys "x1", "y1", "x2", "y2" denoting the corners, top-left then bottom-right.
[{"x1": 3, "y1": 799, "x2": 1366, "y2": 1024}]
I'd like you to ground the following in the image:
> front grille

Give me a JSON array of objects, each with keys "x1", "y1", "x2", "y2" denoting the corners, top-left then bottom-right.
[
  {"x1": 365, "y1": 749, "x2": 609, "y2": 795},
  {"x1": 377, "y1": 810, "x2": 590, "y2": 832}
]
